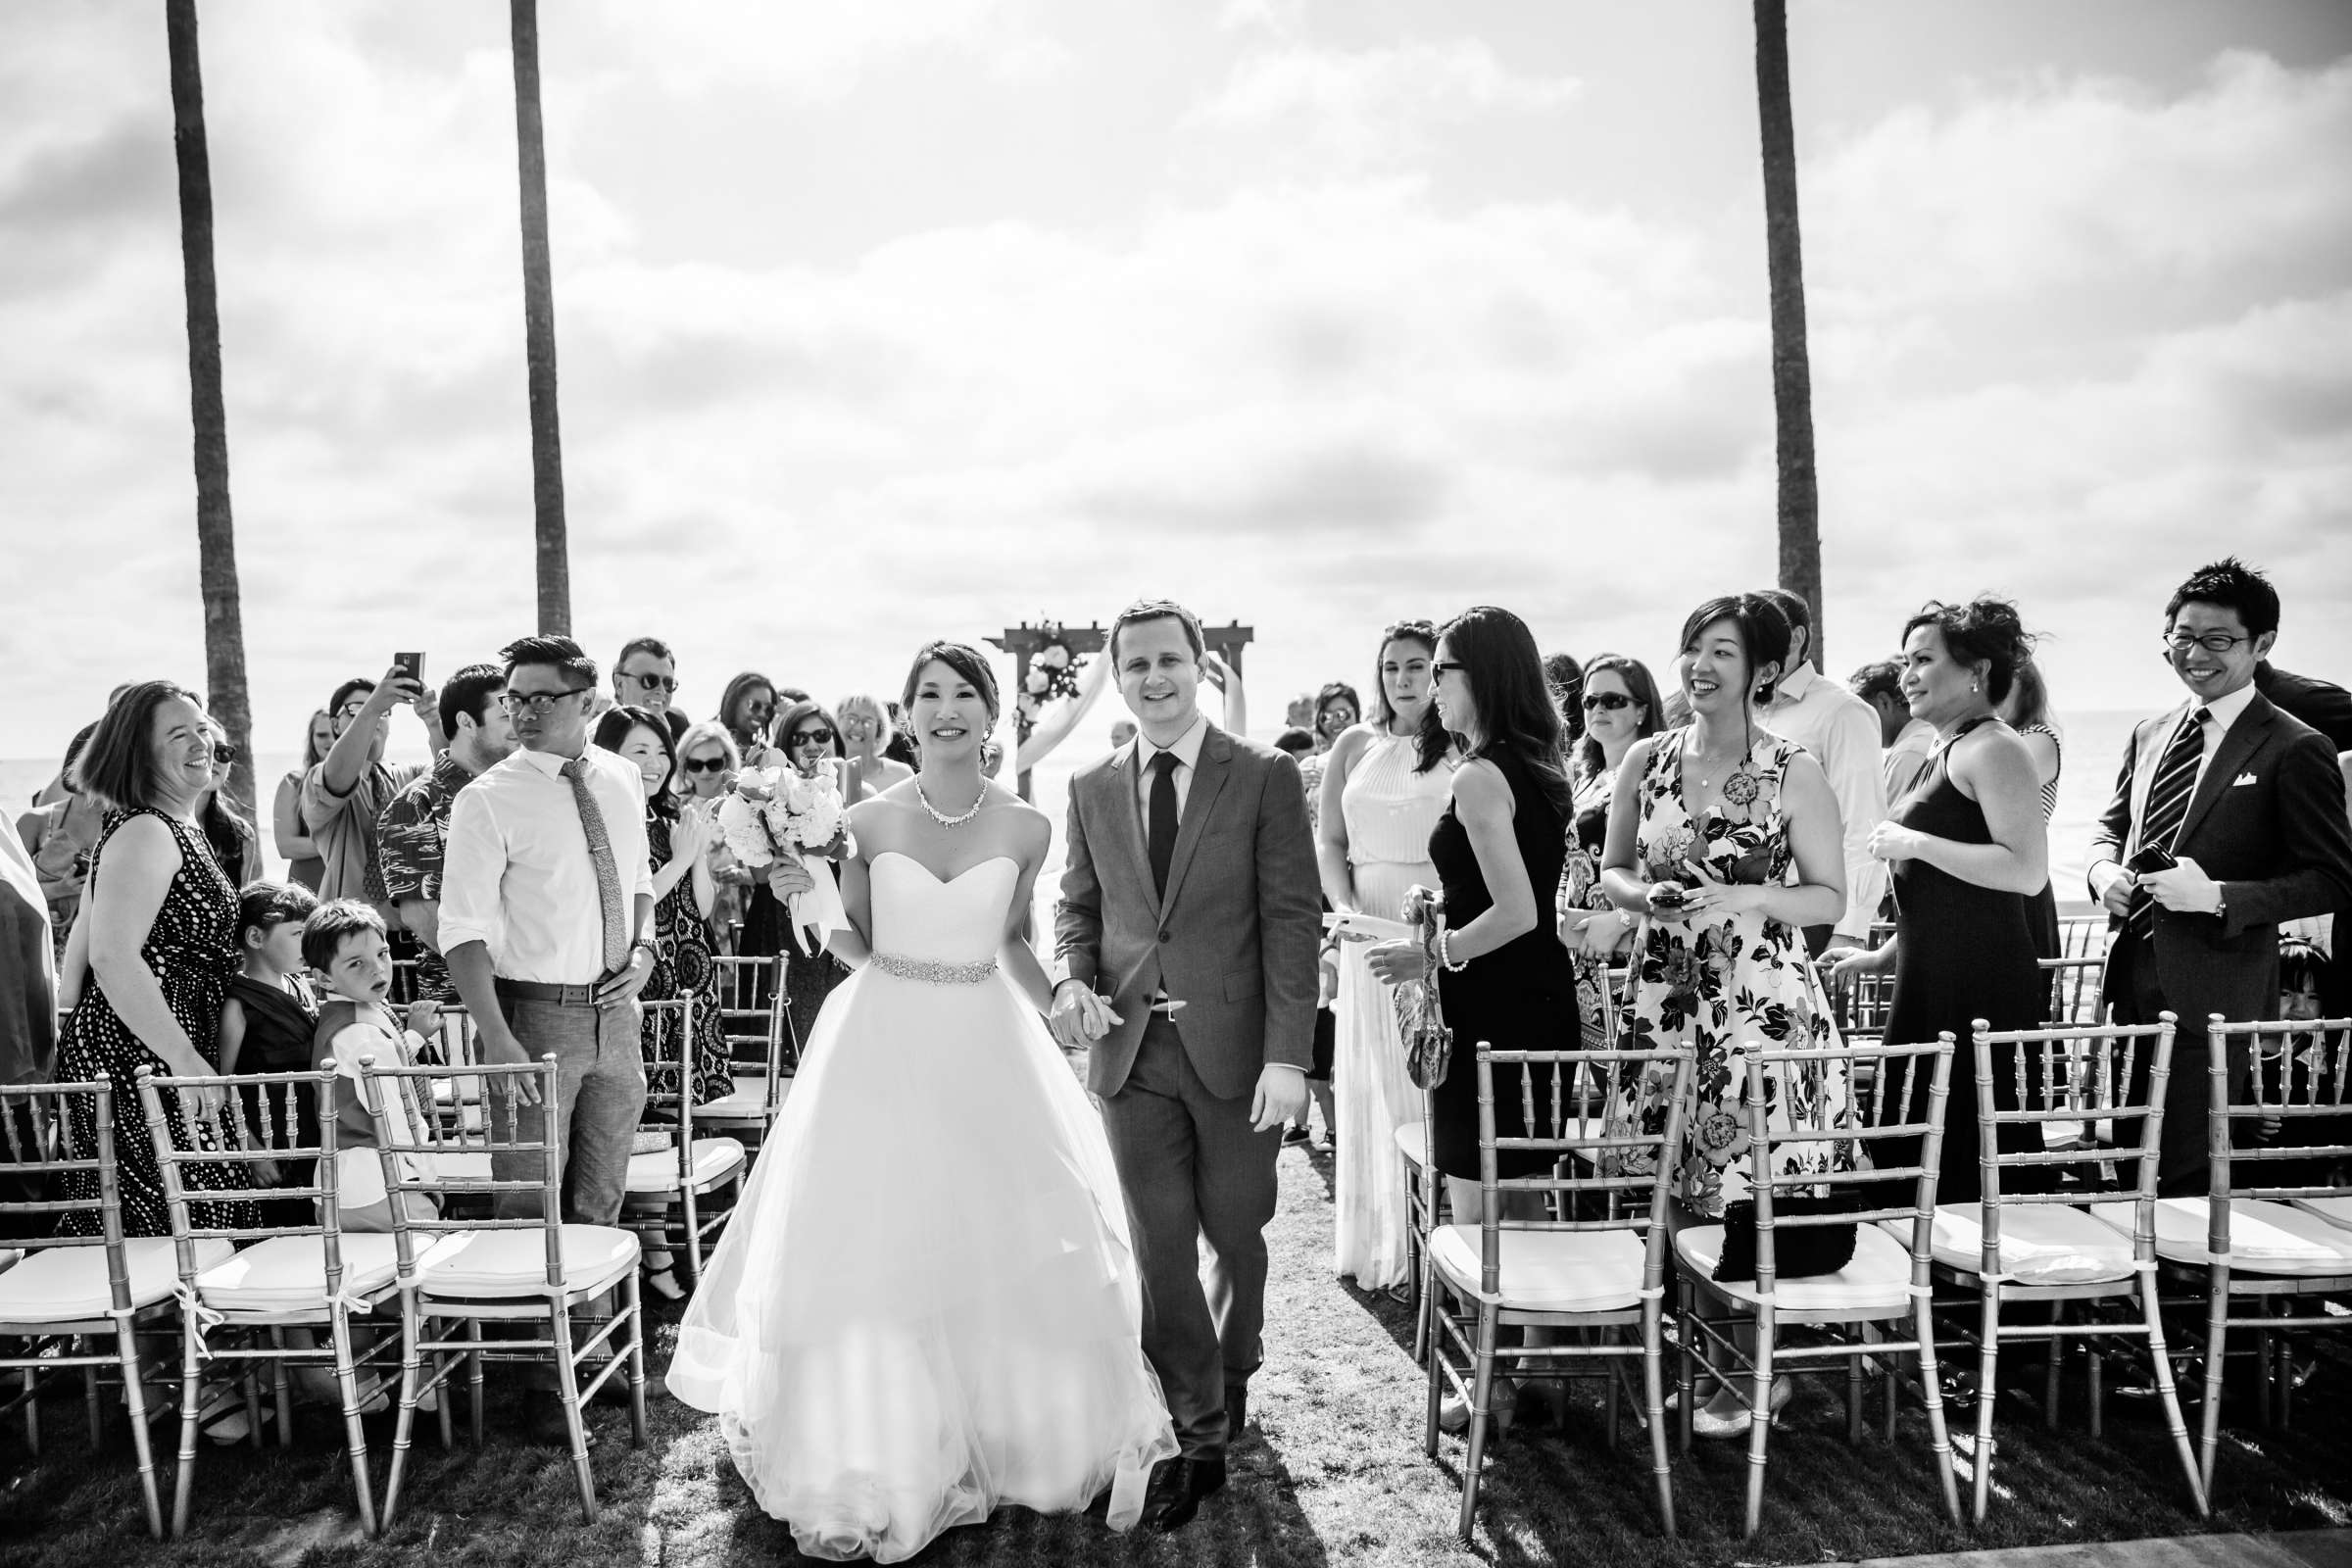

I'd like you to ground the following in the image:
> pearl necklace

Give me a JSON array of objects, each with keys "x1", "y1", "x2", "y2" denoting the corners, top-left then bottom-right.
[{"x1": 915, "y1": 777, "x2": 985, "y2": 828}]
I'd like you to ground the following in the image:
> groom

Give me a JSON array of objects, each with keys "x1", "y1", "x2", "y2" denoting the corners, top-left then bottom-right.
[{"x1": 1053, "y1": 598, "x2": 1320, "y2": 1533}]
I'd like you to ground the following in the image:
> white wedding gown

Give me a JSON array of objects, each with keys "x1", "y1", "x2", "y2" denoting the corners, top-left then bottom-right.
[{"x1": 666, "y1": 851, "x2": 1176, "y2": 1562}]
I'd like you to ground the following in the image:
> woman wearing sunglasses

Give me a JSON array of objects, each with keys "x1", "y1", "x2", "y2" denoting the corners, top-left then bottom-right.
[
  {"x1": 196, "y1": 719, "x2": 263, "y2": 889},
  {"x1": 1561, "y1": 655, "x2": 1663, "y2": 962},
  {"x1": 738, "y1": 699, "x2": 854, "y2": 1048},
  {"x1": 672, "y1": 720, "x2": 749, "y2": 950}
]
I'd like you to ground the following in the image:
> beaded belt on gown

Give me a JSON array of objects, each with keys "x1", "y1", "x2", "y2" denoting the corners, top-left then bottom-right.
[{"x1": 869, "y1": 952, "x2": 998, "y2": 985}]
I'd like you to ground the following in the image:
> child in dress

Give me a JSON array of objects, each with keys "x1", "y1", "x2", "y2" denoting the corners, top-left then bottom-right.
[
  {"x1": 217, "y1": 882, "x2": 320, "y2": 1201},
  {"x1": 303, "y1": 901, "x2": 442, "y2": 1232}
]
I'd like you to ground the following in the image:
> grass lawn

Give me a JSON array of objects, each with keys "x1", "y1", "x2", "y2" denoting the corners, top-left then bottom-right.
[{"x1": 4, "y1": 1137, "x2": 2347, "y2": 1567}]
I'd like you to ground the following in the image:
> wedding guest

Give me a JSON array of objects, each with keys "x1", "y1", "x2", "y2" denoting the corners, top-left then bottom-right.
[
  {"x1": 1851, "y1": 658, "x2": 1938, "y2": 805},
  {"x1": 1998, "y1": 656, "x2": 2065, "y2": 957},
  {"x1": 0, "y1": 824, "x2": 55, "y2": 1231},
  {"x1": 1109, "y1": 718, "x2": 1139, "y2": 751},
  {"x1": 272, "y1": 710, "x2": 334, "y2": 891},
  {"x1": 1319, "y1": 620, "x2": 1450, "y2": 1291},
  {"x1": 1272, "y1": 721, "x2": 1334, "y2": 1150},
  {"x1": 1758, "y1": 588, "x2": 1889, "y2": 955},
  {"x1": 56, "y1": 680, "x2": 254, "y2": 1236},
  {"x1": 1365, "y1": 607, "x2": 1576, "y2": 1428},
  {"x1": 24, "y1": 695, "x2": 123, "y2": 810},
  {"x1": 752, "y1": 698, "x2": 852, "y2": 1048},
  {"x1": 216, "y1": 881, "x2": 321, "y2": 1214},
  {"x1": 17, "y1": 721, "x2": 104, "y2": 948},
  {"x1": 1544, "y1": 650, "x2": 1586, "y2": 747},
  {"x1": 1285, "y1": 693, "x2": 1316, "y2": 731},
  {"x1": 612, "y1": 636, "x2": 689, "y2": 744},
  {"x1": 2087, "y1": 558, "x2": 2352, "y2": 1194},
  {"x1": 881, "y1": 702, "x2": 919, "y2": 768},
  {"x1": 838, "y1": 692, "x2": 914, "y2": 803},
  {"x1": 304, "y1": 900, "x2": 444, "y2": 1232},
  {"x1": 1562, "y1": 653, "x2": 1662, "y2": 965},
  {"x1": 377, "y1": 663, "x2": 514, "y2": 1001},
  {"x1": 196, "y1": 719, "x2": 263, "y2": 888},
  {"x1": 675, "y1": 721, "x2": 749, "y2": 946},
  {"x1": 2257, "y1": 660, "x2": 2352, "y2": 751},
  {"x1": 1312, "y1": 683, "x2": 1360, "y2": 753},
  {"x1": 716, "y1": 671, "x2": 779, "y2": 761},
  {"x1": 304, "y1": 668, "x2": 437, "y2": 926},
  {"x1": 1272, "y1": 727, "x2": 1314, "y2": 759},
  {"x1": 1828, "y1": 600, "x2": 2049, "y2": 1203}
]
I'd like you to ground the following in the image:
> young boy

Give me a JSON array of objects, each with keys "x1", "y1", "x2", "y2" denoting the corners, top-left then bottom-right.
[
  {"x1": 303, "y1": 900, "x2": 442, "y2": 1232},
  {"x1": 218, "y1": 881, "x2": 320, "y2": 1198}
]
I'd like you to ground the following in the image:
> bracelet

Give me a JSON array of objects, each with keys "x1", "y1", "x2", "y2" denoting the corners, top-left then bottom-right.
[{"x1": 1437, "y1": 929, "x2": 1469, "y2": 973}]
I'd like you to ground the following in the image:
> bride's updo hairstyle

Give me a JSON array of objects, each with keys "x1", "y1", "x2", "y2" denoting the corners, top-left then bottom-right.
[
  {"x1": 900, "y1": 641, "x2": 1002, "y2": 731},
  {"x1": 1901, "y1": 597, "x2": 2035, "y2": 706}
]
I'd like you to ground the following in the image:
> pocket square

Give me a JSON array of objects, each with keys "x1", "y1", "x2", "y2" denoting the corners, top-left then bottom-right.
[{"x1": 2231, "y1": 771, "x2": 2257, "y2": 787}]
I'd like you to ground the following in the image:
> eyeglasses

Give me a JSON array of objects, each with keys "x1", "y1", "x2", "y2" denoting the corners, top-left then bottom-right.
[
  {"x1": 210, "y1": 744, "x2": 237, "y2": 764},
  {"x1": 2162, "y1": 630, "x2": 2253, "y2": 656},
  {"x1": 1431, "y1": 661, "x2": 1467, "y2": 678},
  {"x1": 789, "y1": 727, "x2": 835, "y2": 748},
  {"x1": 500, "y1": 687, "x2": 590, "y2": 714},
  {"x1": 621, "y1": 671, "x2": 678, "y2": 693},
  {"x1": 681, "y1": 755, "x2": 729, "y2": 773},
  {"x1": 1582, "y1": 692, "x2": 1636, "y2": 711}
]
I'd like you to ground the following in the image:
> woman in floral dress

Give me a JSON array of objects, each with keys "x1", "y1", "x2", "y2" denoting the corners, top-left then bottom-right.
[{"x1": 1597, "y1": 595, "x2": 1853, "y2": 1220}]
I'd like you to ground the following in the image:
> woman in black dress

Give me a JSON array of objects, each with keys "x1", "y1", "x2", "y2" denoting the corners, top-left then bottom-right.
[
  {"x1": 1367, "y1": 607, "x2": 1578, "y2": 1427},
  {"x1": 1829, "y1": 599, "x2": 2049, "y2": 1203},
  {"x1": 57, "y1": 681, "x2": 254, "y2": 1236}
]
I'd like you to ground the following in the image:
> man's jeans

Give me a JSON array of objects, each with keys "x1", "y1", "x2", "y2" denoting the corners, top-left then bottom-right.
[{"x1": 492, "y1": 996, "x2": 645, "y2": 1226}]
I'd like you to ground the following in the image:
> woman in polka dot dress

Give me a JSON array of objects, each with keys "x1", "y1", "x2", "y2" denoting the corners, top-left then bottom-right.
[{"x1": 58, "y1": 681, "x2": 253, "y2": 1236}]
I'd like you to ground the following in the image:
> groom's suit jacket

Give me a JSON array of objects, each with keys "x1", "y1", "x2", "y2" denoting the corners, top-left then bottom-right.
[
  {"x1": 1056, "y1": 721, "x2": 1321, "y2": 1101},
  {"x1": 2088, "y1": 689, "x2": 2352, "y2": 1029}
]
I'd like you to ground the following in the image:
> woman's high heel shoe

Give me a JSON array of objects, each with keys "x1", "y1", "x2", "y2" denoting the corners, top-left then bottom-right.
[
  {"x1": 1690, "y1": 1374, "x2": 1793, "y2": 1440},
  {"x1": 1439, "y1": 1375, "x2": 1519, "y2": 1438}
]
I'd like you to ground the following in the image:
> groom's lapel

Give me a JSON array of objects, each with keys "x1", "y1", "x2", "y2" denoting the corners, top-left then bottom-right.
[
  {"x1": 1099, "y1": 744, "x2": 1154, "y2": 906},
  {"x1": 1157, "y1": 724, "x2": 1233, "y2": 919}
]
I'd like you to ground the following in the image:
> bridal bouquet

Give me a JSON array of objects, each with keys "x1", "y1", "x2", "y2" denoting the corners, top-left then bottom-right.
[{"x1": 716, "y1": 763, "x2": 851, "y2": 955}]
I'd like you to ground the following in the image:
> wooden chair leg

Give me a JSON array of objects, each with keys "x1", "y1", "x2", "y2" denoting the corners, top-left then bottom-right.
[
  {"x1": 2198, "y1": 1268, "x2": 2229, "y2": 1499},
  {"x1": 1914, "y1": 1292, "x2": 1962, "y2": 1527},
  {"x1": 557, "y1": 1301, "x2": 598, "y2": 1522},
  {"x1": 1642, "y1": 1300, "x2": 1675, "y2": 1539},
  {"x1": 1456, "y1": 1304, "x2": 1499, "y2": 1543},
  {"x1": 329, "y1": 1310, "x2": 378, "y2": 1536},
  {"x1": 2141, "y1": 1281, "x2": 2205, "y2": 1516},
  {"x1": 116, "y1": 1317, "x2": 166, "y2": 1540}
]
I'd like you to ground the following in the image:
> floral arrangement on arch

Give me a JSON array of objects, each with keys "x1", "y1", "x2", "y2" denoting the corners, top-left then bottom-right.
[{"x1": 1015, "y1": 623, "x2": 1087, "y2": 742}]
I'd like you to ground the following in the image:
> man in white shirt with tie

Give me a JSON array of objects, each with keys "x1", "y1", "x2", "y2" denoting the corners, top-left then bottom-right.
[
  {"x1": 1758, "y1": 589, "x2": 1889, "y2": 952},
  {"x1": 440, "y1": 635, "x2": 657, "y2": 1231}
]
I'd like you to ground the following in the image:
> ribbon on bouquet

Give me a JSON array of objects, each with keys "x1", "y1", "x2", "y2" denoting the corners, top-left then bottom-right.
[{"x1": 783, "y1": 851, "x2": 849, "y2": 957}]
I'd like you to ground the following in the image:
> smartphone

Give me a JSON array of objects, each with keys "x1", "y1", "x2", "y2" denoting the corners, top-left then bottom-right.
[
  {"x1": 2125, "y1": 844, "x2": 2177, "y2": 877},
  {"x1": 1650, "y1": 884, "x2": 1688, "y2": 908},
  {"x1": 392, "y1": 652, "x2": 424, "y2": 685}
]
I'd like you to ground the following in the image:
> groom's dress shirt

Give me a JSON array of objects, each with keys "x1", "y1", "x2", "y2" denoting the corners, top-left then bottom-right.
[
  {"x1": 1764, "y1": 661, "x2": 1889, "y2": 941},
  {"x1": 1131, "y1": 711, "x2": 1208, "y2": 827},
  {"x1": 437, "y1": 745, "x2": 654, "y2": 985}
]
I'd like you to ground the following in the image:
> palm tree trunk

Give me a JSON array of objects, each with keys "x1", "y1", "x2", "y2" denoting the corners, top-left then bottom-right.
[
  {"x1": 167, "y1": 0, "x2": 253, "y2": 816},
  {"x1": 511, "y1": 0, "x2": 569, "y2": 636},
  {"x1": 1753, "y1": 0, "x2": 1824, "y2": 665}
]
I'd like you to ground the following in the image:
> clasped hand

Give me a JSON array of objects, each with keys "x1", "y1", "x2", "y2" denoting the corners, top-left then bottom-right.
[
  {"x1": 1364, "y1": 939, "x2": 1425, "y2": 986},
  {"x1": 1662, "y1": 859, "x2": 1766, "y2": 918},
  {"x1": 2138, "y1": 856, "x2": 2223, "y2": 914},
  {"x1": 1866, "y1": 820, "x2": 1925, "y2": 862},
  {"x1": 1047, "y1": 983, "x2": 1122, "y2": 1050}
]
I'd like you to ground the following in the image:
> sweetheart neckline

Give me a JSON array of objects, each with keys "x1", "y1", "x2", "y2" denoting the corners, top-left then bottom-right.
[{"x1": 871, "y1": 849, "x2": 1018, "y2": 886}]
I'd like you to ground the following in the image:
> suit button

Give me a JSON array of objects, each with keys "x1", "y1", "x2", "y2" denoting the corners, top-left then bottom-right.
[{"x1": 1158, "y1": 930, "x2": 1172, "y2": 943}]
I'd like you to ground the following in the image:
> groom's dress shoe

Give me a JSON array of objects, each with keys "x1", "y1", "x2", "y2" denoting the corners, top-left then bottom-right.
[
  {"x1": 1143, "y1": 1454, "x2": 1227, "y2": 1533},
  {"x1": 1225, "y1": 1381, "x2": 1249, "y2": 1441}
]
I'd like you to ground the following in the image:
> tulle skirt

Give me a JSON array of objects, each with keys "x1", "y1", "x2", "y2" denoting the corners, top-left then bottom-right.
[{"x1": 666, "y1": 962, "x2": 1177, "y2": 1562}]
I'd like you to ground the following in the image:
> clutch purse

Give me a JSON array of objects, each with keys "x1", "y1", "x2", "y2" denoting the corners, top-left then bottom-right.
[
  {"x1": 1709, "y1": 1190, "x2": 1861, "y2": 1283},
  {"x1": 1394, "y1": 886, "x2": 1452, "y2": 1092}
]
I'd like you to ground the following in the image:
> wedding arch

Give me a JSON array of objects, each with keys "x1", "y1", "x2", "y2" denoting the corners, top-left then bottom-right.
[{"x1": 988, "y1": 618, "x2": 1253, "y2": 800}]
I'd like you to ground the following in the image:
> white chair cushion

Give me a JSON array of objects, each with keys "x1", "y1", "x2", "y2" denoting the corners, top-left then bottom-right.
[
  {"x1": 1395, "y1": 1120, "x2": 1428, "y2": 1169},
  {"x1": 2089, "y1": 1199, "x2": 2352, "y2": 1276},
  {"x1": 691, "y1": 1081, "x2": 770, "y2": 1121},
  {"x1": 193, "y1": 1233, "x2": 404, "y2": 1313},
  {"x1": 415, "y1": 1224, "x2": 640, "y2": 1298},
  {"x1": 624, "y1": 1137, "x2": 747, "y2": 1194},
  {"x1": 2290, "y1": 1195, "x2": 2352, "y2": 1233},
  {"x1": 432, "y1": 1151, "x2": 495, "y2": 1183},
  {"x1": 1899, "y1": 1202, "x2": 2138, "y2": 1286},
  {"x1": 1676, "y1": 1219, "x2": 1916, "y2": 1314},
  {"x1": 1427, "y1": 1223, "x2": 1647, "y2": 1313},
  {"x1": 0, "y1": 1237, "x2": 234, "y2": 1323}
]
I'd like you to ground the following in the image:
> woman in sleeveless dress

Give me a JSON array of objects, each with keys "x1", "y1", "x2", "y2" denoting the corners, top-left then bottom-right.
[
  {"x1": 2000, "y1": 657, "x2": 2065, "y2": 958},
  {"x1": 1316, "y1": 621, "x2": 1451, "y2": 1290},
  {"x1": 669, "y1": 643, "x2": 1173, "y2": 1563},
  {"x1": 1560, "y1": 655, "x2": 1665, "y2": 1044},
  {"x1": 1831, "y1": 600, "x2": 2050, "y2": 1203},
  {"x1": 55, "y1": 682, "x2": 253, "y2": 1237}
]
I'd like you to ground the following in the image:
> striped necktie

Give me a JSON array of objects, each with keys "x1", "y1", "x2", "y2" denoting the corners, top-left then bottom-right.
[
  {"x1": 561, "y1": 756, "x2": 630, "y2": 974},
  {"x1": 2126, "y1": 707, "x2": 2207, "y2": 940}
]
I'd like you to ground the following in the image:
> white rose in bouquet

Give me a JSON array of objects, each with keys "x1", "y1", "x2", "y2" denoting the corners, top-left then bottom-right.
[{"x1": 715, "y1": 768, "x2": 788, "y2": 867}]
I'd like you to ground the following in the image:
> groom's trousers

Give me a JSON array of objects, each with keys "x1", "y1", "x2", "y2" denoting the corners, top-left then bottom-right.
[{"x1": 1101, "y1": 1014, "x2": 1281, "y2": 1460}]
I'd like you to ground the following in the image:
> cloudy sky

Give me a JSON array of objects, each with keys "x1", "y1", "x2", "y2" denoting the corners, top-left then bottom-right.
[{"x1": 4, "y1": 0, "x2": 2348, "y2": 763}]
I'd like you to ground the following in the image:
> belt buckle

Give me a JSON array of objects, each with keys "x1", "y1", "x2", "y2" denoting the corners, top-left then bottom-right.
[{"x1": 1151, "y1": 997, "x2": 1187, "y2": 1016}]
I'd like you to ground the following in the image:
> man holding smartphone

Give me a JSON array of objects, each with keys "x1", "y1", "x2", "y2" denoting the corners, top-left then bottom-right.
[
  {"x1": 304, "y1": 661, "x2": 444, "y2": 929},
  {"x1": 2087, "y1": 558, "x2": 2352, "y2": 1193}
]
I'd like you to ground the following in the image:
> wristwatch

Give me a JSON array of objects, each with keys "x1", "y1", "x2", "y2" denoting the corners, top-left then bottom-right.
[{"x1": 629, "y1": 937, "x2": 659, "y2": 962}]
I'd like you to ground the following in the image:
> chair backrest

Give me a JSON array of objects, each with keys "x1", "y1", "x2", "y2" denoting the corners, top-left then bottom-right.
[
  {"x1": 1824, "y1": 961, "x2": 1896, "y2": 1042},
  {"x1": 388, "y1": 956, "x2": 422, "y2": 1004},
  {"x1": 712, "y1": 955, "x2": 793, "y2": 1082},
  {"x1": 2205, "y1": 1015, "x2": 2352, "y2": 1212},
  {"x1": 1967, "y1": 1013, "x2": 2177, "y2": 1267},
  {"x1": 135, "y1": 1065, "x2": 352, "y2": 1289},
  {"x1": 638, "y1": 997, "x2": 709, "y2": 1174},
  {"x1": 1470, "y1": 1042, "x2": 1695, "y2": 1298},
  {"x1": 353, "y1": 1054, "x2": 566, "y2": 1290},
  {"x1": 2038, "y1": 957, "x2": 2107, "y2": 1027},
  {"x1": 0, "y1": 1081, "x2": 135, "y2": 1314},
  {"x1": 2058, "y1": 913, "x2": 2110, "y2": 961},
  {"x1": 413, "y1": 1003, "x2": 481, "y2": 1070},
  {"x1": 1743, "y1": 1036, "x2": 1957, "y2": 1291}
]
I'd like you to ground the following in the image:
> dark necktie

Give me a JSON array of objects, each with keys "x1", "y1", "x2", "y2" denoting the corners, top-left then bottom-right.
[
  {"x1": 1148, "y1": 751, "x2": 1180, "y2": 901},
  {"x1": 561, "y1": 756, "x2": 630, "y2": 974},
  {"x1": 2126, "y1": 707, "x2": 2208, "y2": 940}
]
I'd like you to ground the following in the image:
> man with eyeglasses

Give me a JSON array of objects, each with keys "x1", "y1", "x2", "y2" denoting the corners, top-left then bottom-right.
[
  {"x1": 2088, "y1": 557, "x2": 2352, "y2": 1193},
  {"x1": 304, "y1": 666, "x2": 444, "y2": 930},
  {"x1": 376, "y1": 663, "x2": 515, "y2": 1001},
  {"x1": 612, "y1": 636, "x2": 690, "y2": 745},
  {"x1": 1756, "y1": 588, "x2": 1890, "y2": 956}
]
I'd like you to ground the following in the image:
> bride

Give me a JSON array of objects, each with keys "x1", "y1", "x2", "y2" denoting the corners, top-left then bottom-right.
[{"x1": 666, "y1": 639, "x2": 1175, "y2": 1562}]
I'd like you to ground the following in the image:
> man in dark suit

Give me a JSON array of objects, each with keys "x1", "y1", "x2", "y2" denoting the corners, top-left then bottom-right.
[
  {"x1": 2255, "y1": 661, "x2": 2352, "y2": 752},
  {"x1": 2087, "y1": 558, "x2": 2352, "y2": 1194},
  {"x1": 1054, "y1": 598, "x2": 1320, "y2": 1533}
]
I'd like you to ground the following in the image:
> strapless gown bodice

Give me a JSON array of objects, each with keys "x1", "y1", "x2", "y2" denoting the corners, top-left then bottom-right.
[{"x1": 867, "y1": 852, "x2": 1017, "y2": 966}]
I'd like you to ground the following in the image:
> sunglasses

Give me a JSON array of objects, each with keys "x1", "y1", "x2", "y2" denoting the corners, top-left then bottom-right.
[
  {"x1": 210, "y1": 744, "x2": 237, "y2": 764},
  {"x1": 789, "y1": 728, "x2": 835, "y2": 747},
  {"x1": 1582, "y1": 692, "x2": 1636, "y2": 711},
  {"x1": 622, "y1": 671, "x2": 679, "y2": 693},
  {"x1": 1431, "y1": 661, "x2": 1466, "y2": 678},
  {"x1": 681, "y1": 755, "x2": 729, "y2": 773}
]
